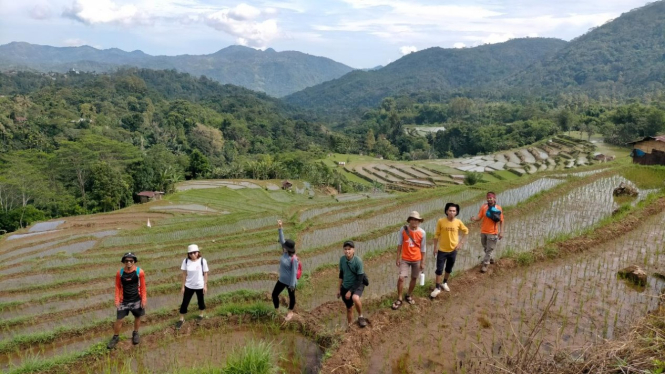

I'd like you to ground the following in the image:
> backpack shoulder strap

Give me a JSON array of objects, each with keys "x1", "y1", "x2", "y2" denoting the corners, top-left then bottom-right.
[
  {"x1": 120, "y1": 268, "x2": 124, "y2": 276},
  {"x1": 136, "y1": 267, "x2": 140, "y2": 278},
  {"x1": 402, "y1": 225, "x2": 417, "y2": 245}
]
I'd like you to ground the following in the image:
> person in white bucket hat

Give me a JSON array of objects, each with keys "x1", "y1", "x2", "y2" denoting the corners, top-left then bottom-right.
[
  {"x1": 176, "y1": 244, "x2": 209, "y2": 329},
  {"x1": 392, "y1": 211, "x2": 426, "y2": 310}
]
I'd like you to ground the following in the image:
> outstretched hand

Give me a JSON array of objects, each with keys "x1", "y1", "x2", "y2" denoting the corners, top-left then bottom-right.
[{"x1": 277, "y1": 220, "x2": 283, "y2": 228}]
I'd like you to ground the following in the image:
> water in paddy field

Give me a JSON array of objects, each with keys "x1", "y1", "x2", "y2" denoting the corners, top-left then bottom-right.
[
  {"x1": 300, "y1": 175, "x2": 656, "y2": 310},
  {"x1": 83, "y1": 327, "x2": 323, "y2": 374},
  {"x1": 366, "y1": 210, "x2": 665, "y2": 374}
]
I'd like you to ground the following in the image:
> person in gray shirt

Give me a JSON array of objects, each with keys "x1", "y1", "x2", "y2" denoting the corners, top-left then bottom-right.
[{"x1": 272, "y1": 220, "x2": 299, "y2": 321}]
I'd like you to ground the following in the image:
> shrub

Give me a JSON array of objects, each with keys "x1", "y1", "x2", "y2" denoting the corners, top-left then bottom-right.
[
  {"x1": 222, "y1": 341, "x2": 276, "y2": 374},
  {"x1": 463, "y1": 171, "x2": 484, "y2": 185}
]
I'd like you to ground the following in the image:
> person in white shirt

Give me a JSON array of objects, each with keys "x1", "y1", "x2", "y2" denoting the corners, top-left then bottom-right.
[{"x1": 176, "y1": 244, "x2": 209, "y2": 329}]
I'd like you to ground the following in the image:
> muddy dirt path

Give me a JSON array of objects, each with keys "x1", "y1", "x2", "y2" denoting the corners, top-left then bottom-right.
[{"x1": 321, "y1": 199, "x2": 665, "y2": 374}]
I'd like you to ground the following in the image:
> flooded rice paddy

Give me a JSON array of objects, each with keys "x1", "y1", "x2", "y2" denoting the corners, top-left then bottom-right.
[{"x1": 1, "y1": 168, "x2": 662, "y2": 373}]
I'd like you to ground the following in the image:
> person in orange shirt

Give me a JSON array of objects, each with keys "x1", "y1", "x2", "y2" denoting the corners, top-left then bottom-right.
[
  {"x1": 392, "y1": 211, "x2": 426, "y2": 310},
  {"x1": 470, "y1": 192, "x2": 504, "y2": 273},
  {"x1": 107, "y1": 252, "x2": 147, "y2": 349}
]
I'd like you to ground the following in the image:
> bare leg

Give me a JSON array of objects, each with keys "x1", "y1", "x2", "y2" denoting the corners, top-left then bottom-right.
[
  {"x1": 352, "y1": 295, "x2": 362, "y2": 316},
  {"x1": 435, "y1": 275, "x2": 442, "y2": 286},
  {"x1": 396, "y1": 277, "x2": 404, "y2": 300},
  {"x1": 113, "y1": 320, "x2": 123, "y2": 335},
  {"x1": 407, "y1": 277, "x2": 417, "y2": 296},
  {"x1": 444, "y1": 272, "x2": 451, "y2": 283},
  {"x1": 133, "y1": 317, "x2": 141, "y2": 332},
  {"x1": 346, "y1": 308, "x2": 353, "y2": 324}
]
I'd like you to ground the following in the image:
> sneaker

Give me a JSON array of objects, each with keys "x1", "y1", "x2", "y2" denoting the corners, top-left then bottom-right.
[
  {"x1": 107, "y1": 335, "x2": 119, "y2": 350},
  {"x1": 430, "y1": 287, "x2": 441, "y2": 298},
  {"x1": 481, "y1": 264, "x2": 489, "y2": 273},
  {"x1": 285, "y1": 311, "x2": 294, "y2": 321},
  {"x1": 358, "y1": 316, "x2": 368, "y2": 328},
  {"x1": 176, "y1": 320, "x2": 184, "y2": 330},
  {"x1": 196, "y1": 315, "x2": 206, "y2": 322},
  {"x1": 442, "y1": 283, "x2": 450, "y2": 292},
  {"x1": 132, "y1": 331, "x2": 140, "y2": 345}
]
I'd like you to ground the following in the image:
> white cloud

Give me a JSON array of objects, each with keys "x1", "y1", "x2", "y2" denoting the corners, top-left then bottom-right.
[
  {"x1": 206, "y1": 4, "x2": 280, "y2": 48},
  {"x1": 29, "y1": 4, "x2": 52, "y2": 20},
  {"x1": 453, "y1": 42, "x2": 466, "y2": 49},
  {"x1": 62, "y1": 0, "x2": 151, "y2": 26},
  {"x1": 63, "y1": 38, "x2": 86, "y2": 46},
  {"x1": 481, "y1": 33, "x2": 515, "y2": 44},
  {"x1": 399, "y1": 45, "x2": 417, "y2": 55}
]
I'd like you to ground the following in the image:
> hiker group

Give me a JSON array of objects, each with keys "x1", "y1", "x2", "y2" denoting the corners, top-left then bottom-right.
[{"x1": 107, "y1": 191, "x2": 504, "y2": 348}]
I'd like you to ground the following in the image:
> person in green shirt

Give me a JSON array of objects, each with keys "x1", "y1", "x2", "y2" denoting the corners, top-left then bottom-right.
[{"x1": 337, "y1": 241, "x2": 367, "y2": 328}]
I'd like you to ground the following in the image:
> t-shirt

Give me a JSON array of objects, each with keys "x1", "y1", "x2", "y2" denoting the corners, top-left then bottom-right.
[
  {"x1": 181, "y1": 258, "x2": 209, "y2": 289},
  {"x1": 435, "y1": 218, "x2": 469, "y2": 252},
  {"x1": 476, "y1": 204, "x2": 504, "y2": 234},
  {"x1": 397, "y1": 226, "x2": 427, "y2": 262},
  {"x1": 115, "y1": 268, "x2": 147, "y2": 306},
  {"x1": 339, "y1": 255, "x2": 364, "y2": 290}
]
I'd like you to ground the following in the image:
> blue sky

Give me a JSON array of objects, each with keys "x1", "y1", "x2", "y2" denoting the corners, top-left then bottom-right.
[{"x1": 0, "y1": 0, "x2": 654, "y2": 68}]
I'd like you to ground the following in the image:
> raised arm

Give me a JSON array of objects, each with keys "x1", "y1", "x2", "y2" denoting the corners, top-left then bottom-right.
[{"x1": 278, "y1": 220, "x2": 285, "y2": 253}]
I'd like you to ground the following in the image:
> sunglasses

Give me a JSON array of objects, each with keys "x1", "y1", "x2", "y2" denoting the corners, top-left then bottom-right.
[{"x1": 124, "y1": 260, "x2": 135, "y2": 263}]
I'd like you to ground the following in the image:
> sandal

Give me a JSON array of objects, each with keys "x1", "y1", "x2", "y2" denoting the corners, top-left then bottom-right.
[
  {"x1": 391, "y1": 300, "x2": 403, "y2": 310},
  {"x1": 405, "y1": 295, "x2": 415, "y2": 305}
]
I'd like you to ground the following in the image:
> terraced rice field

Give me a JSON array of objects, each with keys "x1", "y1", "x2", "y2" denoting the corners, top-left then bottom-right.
[{"x1": 0, "y1": 162, "x2": 662, "y2": 374}]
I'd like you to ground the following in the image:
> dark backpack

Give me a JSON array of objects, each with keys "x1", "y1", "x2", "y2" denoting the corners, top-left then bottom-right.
[{"x1": 486, "y1": 206, "x2": 502, "y2": 222}]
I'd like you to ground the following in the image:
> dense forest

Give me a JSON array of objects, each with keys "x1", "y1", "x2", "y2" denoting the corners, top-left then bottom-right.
[
  {"x1": 0, "y1": 69, "x2": 360, "y2": 232},
  {"x1": 338, "y1": 93, "x2": 665, "y2": 159}
]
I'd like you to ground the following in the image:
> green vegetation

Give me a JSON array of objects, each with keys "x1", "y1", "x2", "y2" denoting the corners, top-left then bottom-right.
[
  {"x1": 0, "y1": 43, "x2": 353, "y2": 97},
  {"x1": 0, "y1": 69, "x2": 363, "y2": 233},
  {"x1": 622, "y1": 165, "x2": 665, "y2": 189}
]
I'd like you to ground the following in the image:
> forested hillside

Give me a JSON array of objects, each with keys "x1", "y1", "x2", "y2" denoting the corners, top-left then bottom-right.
[
  {"x1": 284, "y1": 38, "x2": 567, "y2": 118},
  {"x1": 0, "y1": 43, "x2": 354, "y2": 97},
  {"x1": 505, "y1": 1, "x2": 665, "y2": 98},
  {"x1": 0, "y1": 69, "x2": 358, "y2": 232}
]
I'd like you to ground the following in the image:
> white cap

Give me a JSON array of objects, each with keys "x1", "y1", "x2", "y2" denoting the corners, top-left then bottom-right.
[{"x1": 187, "y1": 244, "x2": 199, "y2": 253}]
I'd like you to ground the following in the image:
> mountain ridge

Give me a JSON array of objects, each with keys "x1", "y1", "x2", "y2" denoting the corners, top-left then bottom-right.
[{"x1": 0, "y1": 42, "x2": 354, "y2": 97}]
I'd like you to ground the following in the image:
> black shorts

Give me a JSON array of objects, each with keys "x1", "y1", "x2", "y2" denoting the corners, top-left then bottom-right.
[
  {"x1": 340, "y1": 285, "x2": 364, "y2": 309},
  {"x1": 116, "y1": 300, "x2": 145, "y2": 319},
  {"x1": 435, "y1": 250, "x2": 458, "y2": 276}
]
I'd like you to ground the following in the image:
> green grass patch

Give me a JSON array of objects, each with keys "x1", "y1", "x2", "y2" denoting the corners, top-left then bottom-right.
[
  {"x1": 221, "y1": 340, "x2": 277, "y2": 374},
  {"x1": 516, "y1": 252, "x2": 535, "y2": 266},
  {"x1": 214, "y1": 302, "x2": 274, "y2": 319},
  {"x1": 622, "y1": 165, "x2": 665, "y2": 189}
]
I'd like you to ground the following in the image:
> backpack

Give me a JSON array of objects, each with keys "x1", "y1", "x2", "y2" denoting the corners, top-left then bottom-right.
[
  {"x1": 186, "y1": 258, "x2": 206, "y2": 276},
  {"x1": 291, "y1": 256, "x2": 302, "y2": 280},
  {"x1": 120, "y1": 267, "x2": 140, "y2": 277},
  {"x1": 486, "y1": 205, "x2": 502, "y2": 222}
]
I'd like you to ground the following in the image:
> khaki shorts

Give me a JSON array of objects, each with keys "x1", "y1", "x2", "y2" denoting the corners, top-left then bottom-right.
[{"x1": 399, "y1": 260, "x2": 421, "y2": 279}]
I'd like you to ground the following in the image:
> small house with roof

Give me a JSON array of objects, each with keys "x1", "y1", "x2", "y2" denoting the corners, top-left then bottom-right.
[
  {"x1": 137, "y1": 191, "x2": 164, "y2": 203},
  {"x1": 628, "y1": 135, "x2": 665, "y2": 165}
]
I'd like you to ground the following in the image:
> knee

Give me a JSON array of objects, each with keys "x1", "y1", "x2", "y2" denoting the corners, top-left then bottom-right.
[
  {"x1": 352, "y1": 294, "x2": 361, "y2": 303},
  {"x1": 435, "y1": 270, "x2": 443, "y2": 276}
]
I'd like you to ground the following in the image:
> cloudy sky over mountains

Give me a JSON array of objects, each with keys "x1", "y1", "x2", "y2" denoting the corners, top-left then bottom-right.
[{"x1": 0, "y1": 0, "x2": 653, "y2": 67}]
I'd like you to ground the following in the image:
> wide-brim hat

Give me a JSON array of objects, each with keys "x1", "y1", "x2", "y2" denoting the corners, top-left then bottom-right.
[
  {"x1": 444, "y1": 203, "x2": 461, "y2": 216},
  {"x1": 187, "y1": 244, "x2": 200, "y2": 253},
  {"x1": 121, "y1": 252, "x2": 138, "y2": 263},
  {"x1": 407, "y1": 211, "x2": 424, "y2": 222},
  {"x1": 283, "y1": 239, "x2": 296, "y2": 253}
]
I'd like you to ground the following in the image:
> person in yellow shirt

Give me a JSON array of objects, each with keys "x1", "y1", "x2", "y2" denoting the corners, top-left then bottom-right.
[{"x1": 431, "y1": 203, "x2": 468, "y2": 298}]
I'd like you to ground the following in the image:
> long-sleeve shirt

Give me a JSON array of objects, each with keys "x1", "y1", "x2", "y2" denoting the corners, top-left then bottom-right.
[
  {"x1": 278, "y1": 228, "x2": 298, "y2": 288},
  {"x1": 115, "y1": 267, "x2": 147, "y2": 306}
]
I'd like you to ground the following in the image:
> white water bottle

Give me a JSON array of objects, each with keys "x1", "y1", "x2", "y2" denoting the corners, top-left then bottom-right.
[{"x1": 419, "y1": 271, "x2": 425, "y2": 286}]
